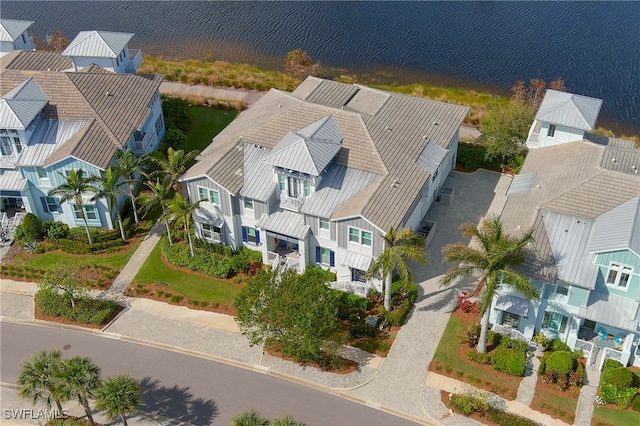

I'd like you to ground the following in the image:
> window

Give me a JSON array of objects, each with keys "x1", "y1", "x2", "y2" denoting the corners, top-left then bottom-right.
[
  {"x1": 319, "y1": 217, "x2": 330, "y2": 231},
  {"x1": 351, "y1": 268, "x2": 366, "y2": 282},
  {"x1": 36, "y1": 167, "x2": 48, "y2": 180},
  {"x1": 278, "y1": 174, "x2": 286, "y2": 191},
  {"x1": 13, "y1": 137, "x2": 22, "y2": 153},
  {"x1": 155, "y1": 116, "x2": 164, "y2": 135},
  {"x1": 22, "y1": 34, "x2": 26, "y2": 44},
  {"x1": 40, "y1": 197, "x2": 59, "y2": 213},
  {"x1": 501, "y1": 312, "x2": 520, "y2": 328},
  {"x1": 303, "y1": 180, "x2": 311, "y2": 197},
  {"x1": 73, "y1": 204, "x2": 97, "y2": 221},
  {"x1": 315, "y1": 246, "x2": 335, "y2": 267},
  {"x1": 201, "y1": 223, "x2": 222, "y2": 241},
  {"x1": 242, "y1": 226, "x2": 259, "y2": 245},
  {"x1": 243, "y1": 197, "x2": 254, "y2": 210},
  {"x1": 548, "y1": 124, "x2": 556, "y2": 138},
  {"x1": 65, "y1": 170, "x2": 72, "y2": 178},
  {"x1": 348, "y1": 227, "x2": 372, "y2": 247},
  {"x1": 198, "y1": 187, "x2": 208, "y2": 202},
  {"x1": 555, "y1": 283, "x2": 569, "y2": 296},
  {"x1": 287, "y1": 177, "x2": 299, "y2": 197},
  {"x1": 542, "y1": 311, "x2": 568, "y2": 333},
  {"x1": 0, "y1": 137, "x2": 12, "y2": 155},
  {"x1": 606, "y1": 263, "x2": 633, "y2": 289},
  {"x1": 198, "y1": 187, "x2": 220, "y2": 206}
]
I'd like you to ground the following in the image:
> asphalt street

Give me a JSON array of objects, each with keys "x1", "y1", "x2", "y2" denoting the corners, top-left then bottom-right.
[{"x1": 0, "y1": 323, "x2": 417, "y2": 426}]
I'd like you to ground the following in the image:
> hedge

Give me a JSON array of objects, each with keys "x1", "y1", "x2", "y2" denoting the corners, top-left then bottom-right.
[
  {"x1": 545, "y1": 351, "x2": 575, "y2": 375},
  {"x1": 35, "y1": 288, "x2": 119, "y2": 325},
  {"x1": 57, "y1": 238, "x2": 126, "y2": 254},
  {"x1": 450, "y1": 392, "x2": 537, "y2": 425},
  {"x1": 491, "y1": 345, "x2": 526, "y2": 376},
  {"x1": 466, "y1": 350, "x2": 491, "y2": 364},
  {"x1": 632, "y1": 394, "x2": 640, "y2": 411},
  {"x1": 601, "y1": 367, "x2": 636, "y2": 390},
  {"x1": 603, "y1": 359, "x2": 624, "y2": 371}
]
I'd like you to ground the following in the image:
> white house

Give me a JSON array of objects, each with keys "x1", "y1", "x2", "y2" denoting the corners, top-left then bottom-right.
[
  {"x1": 0, "y1": 42, "x2": 165, "y2": 231},
  {"x1": 0, "y1": 19, "x2": 35, "y2": 57},
  {"x1": 62, "y1": 30, "x2": 143, "y2": 74},
  {"x1": 181, "y1": 76, "x2": 468, "y2": 295},
  {"x1": 526, "y1": 89, "x2": 602, "y2": 149},
  {"x1": 492, "y1": 90, "x2": 640, "y2": 368}
]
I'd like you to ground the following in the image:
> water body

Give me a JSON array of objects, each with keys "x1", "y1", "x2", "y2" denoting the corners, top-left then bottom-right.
[{"x1": 2, "y1": 1, "x2": 639, "y2": 133}]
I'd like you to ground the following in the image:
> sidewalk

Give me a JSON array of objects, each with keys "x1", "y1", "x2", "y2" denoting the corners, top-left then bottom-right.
[{"x1": 160, "y1": 82, "x2": 265, "y2": 107}]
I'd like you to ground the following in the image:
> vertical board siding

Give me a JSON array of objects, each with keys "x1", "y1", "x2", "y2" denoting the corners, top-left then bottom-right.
[
  {"x1": 254, "y1": 200, "x2": 267, "y2": 218},
  {"x1": 595, "y1": 250, "x2": 640, "y2": 300},
  {"x1": 187, "y1": 177, "x2": 232, "y2": 216},
  {"x1": 336, "y1": 216, "x2": 383, "y2": 253}
]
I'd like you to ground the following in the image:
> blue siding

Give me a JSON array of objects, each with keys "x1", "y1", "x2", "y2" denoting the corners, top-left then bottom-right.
[
  {"x1": 568, "y1": 286, "x2": 589, "y2": 307},
  {"x1": 594, "y1": 250, "x2": 640, "y2": 300}
]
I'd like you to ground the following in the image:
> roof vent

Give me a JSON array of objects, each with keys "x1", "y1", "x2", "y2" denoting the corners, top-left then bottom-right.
[
  {"x1": 105, "y1": 91, "x2": 113, "y2": 97},
  {"x1": 391, "y1": 180, "x2": 400, "y2": 188},
  {"x1": 386, "y1": 125, "x2": 392, "y2": 131},
  {"x1": 433, "y1": 121, "x2": 439, "y2": 126},
  {"x1": 611, "y1": 157, "x2": 617, "y2": 163},
  {"x1": 423, "y1": 135, "x2": 428, "y2": 140},
  {"x1": 632, "y1": 165, "x2": 637, "y2": 170}
]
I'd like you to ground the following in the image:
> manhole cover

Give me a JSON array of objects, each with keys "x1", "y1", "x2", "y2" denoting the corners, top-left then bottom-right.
[{"x1": 63, "y1": 344, "x2": 71, "y2": 350}]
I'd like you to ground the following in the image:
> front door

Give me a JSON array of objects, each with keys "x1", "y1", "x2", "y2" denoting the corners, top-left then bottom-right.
[
  {"x1": 288, "y1": 177, "x2": 299, "y2": 198},
  {"x1": 351, "y1": 268, "x2": 366, "y2": 283}
]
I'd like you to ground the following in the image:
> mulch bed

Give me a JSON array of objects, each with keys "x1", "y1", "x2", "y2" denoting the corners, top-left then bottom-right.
[
  {"x1": 34, "y1": 304, "x2": 124, "y2": 330},
  {"x1": 439, "y1": 390, "x2": 498, "y2": 425},
  {"x1": 266, "y1": 343, "x2": 358, "y2": 374}
]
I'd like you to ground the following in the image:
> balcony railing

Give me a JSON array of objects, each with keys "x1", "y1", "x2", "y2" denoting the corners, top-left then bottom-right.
[
  {"x1": 599, "y1": 347, "x2": 624, "y2": 371},
  {"x1": 133, "y1": 129, "x2": 154, "y2": 153},
  {"x1": 283, "y1": 256, "x2": 300, "y2": 272},
  {"x1": 267, "y1": 251, "x2": 280, "y2": 270},
  {"x1": 492, "y1": 324, "x2": 535, "y2": 348},
  {"x1": 0, "y1": 151, "x2": 20, "y2": 168},
  {"x1": 126, "y1": 48, "x2": 143, "y2": 73},
  {"x1": 280, "y1": 194, "x2": 305, "y2": 212},
  {"x1": 328, "y1": 281, "x2": 369, "y2": 298},
  {"x1": 574, "y1": 338, "x2": 595, "y2": 369}
]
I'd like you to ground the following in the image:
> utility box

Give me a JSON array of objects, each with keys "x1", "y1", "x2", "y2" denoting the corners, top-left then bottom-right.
[{"x1": 440, "y1": 187, "x2": 455, "y2": 206}]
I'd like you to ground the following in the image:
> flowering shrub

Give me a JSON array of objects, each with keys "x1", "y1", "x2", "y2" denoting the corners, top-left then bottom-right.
[{"x1": 456, "y1": 291, "x2": 479, "y2": 314}]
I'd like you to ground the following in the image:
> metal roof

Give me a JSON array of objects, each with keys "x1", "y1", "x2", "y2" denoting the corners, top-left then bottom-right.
[
  {"x1": 416, "y1": 141, "x2": 448, "y2": 175},
  {"x1": 0, "y1": 77, "x2": 48, "y2": 129},
  {"x1": 579, "y1": 291, "x2": 638, "y2": 331},
  {"x1": 506, "y1": 173, "x2": 537, "y2": 196},
  {"x1": 495, "y1": 294, "x2": 529, "y2": 317},
  {"x1": 0, "y1": 19, "x2": 33, "y2": 42},
  {"x1": 589, "y1": 196, "x2": 640, "y2": 255},
  {"x1": 600, "y1": 146, "x2": 640, "y2": 176},
  {"x1": 193, "y1": 206, "x2": 224, "y2": 228},
  {"x1": 342, "y1": 251, "x2": 373, "y2": 271},
  {"x1": 535, "y1": 89, "x2": 602, "y2": 131},
  {"x1": 300, "y1": 163, "x2": 380, "y2": 219},
  {"x1": 256, "y1": 209, "x2": 310, "y2": 240},
  {"x1": 0, "y1": 168, "x2": 26, "y2": 191},
  {"x1": 17, "y1": 119, "x2": 90, "y2": 166},
  {"x1": 240, "y1": 143, "x2": 277, "y2": 201},
  {"x1": 62, "y1": 31, "x2": 133, "y2": 58},
  {"x1": 263, "y1": 130, "x2": 342, "y2": 176},
  {"x1": 295, "y1": 78, "x2": 359, "y2": 107}
]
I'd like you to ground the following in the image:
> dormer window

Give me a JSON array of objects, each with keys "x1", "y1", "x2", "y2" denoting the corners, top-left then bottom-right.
[
  {"x1": 606, "y1": 263, "x2": 632, "y2": 289},
  {"x1": 0, "y1": 137, "x2": 12, "y2": 155}
]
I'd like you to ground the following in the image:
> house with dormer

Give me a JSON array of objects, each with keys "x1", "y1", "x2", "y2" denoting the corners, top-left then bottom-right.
[
  {"x1": 62, "y1": 30, "x2": 143, "y2": 74},
  {"x1": 0, "y1": 28, "x2": 164, "y2": 231},
  {"x1": 491, "y1": 89, "x2": 640, "y2": 368},
  {"x1": 0, "y1": 19, "x2": 35, "y2": 57},
  {"x1": 181, "y1": 76, "x2": 468, "y2": 294}
]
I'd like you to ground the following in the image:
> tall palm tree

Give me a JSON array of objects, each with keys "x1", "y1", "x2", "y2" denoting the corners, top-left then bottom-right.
[
  {"x1": 89, "y1": 167, "x2": 128, "y2": 241},
  {"x1": 441, "y1": 214, "x2": 539, "y2": 353},
  {"x1": 17, "y1": 349, "x2": 67, "y2": 415},
  {"x1": 166, "y1": 193, "x2": 203, "y2": 257},
  {"x1": 114, "y1": 148, "x2": 146, "y2": 224},
  {"x1": 150, "y1": 147, "x2": 198, "y2": 192},
  {"x1": 95, "y1": 374, "x2": 141, "y2": 426},
  {"x1": 58, "y1": 356, "x2": 101, "y2": 426},
  {"x1": 49, "y1": 169, "x2": 94, "y2": 244},
  {"x1": 137, "y1": 177, "x2": 175, "y2": 245},
  {"x1": 367, "y1": 227, "x2": 427, "y2": 311}
]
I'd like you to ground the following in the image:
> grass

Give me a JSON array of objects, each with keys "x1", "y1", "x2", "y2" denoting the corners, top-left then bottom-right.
[
  {"x1": 430, "y1": 312, "x2": 521, "y2": 399},
  {"x1": 593, "y1": 406, "x2": 640, "y2": 426},
  {"x1": 184, "y1": 106, "x2": 236, "y2": 152},
  {"x1": 530, "y1": 379, "x2": 577, "y2": 423},
  {"x1": 16, "y1": 241, "x2": 140, "y2": 270},
  {"x1": 132, "y1": 241, "x2": 240, "y2": 305}
]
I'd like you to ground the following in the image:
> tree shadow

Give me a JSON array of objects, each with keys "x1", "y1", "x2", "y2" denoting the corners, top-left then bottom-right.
[{"x1": 139, "y1": 377, "x2": 218, "y2": 425}]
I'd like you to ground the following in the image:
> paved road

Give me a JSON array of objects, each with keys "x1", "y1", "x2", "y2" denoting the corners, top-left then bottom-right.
[{"x1": 0, "y1": 323, "x2": 416, "y2": 426}]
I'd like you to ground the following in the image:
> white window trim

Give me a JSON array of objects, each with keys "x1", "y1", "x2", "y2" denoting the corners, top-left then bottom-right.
[
  {"x1": 320, "y1": 247, "x2": 332, "y2": 265},
  {"x1": 36, "y1": 167, "x2": 49, "y2": 181},
  {"x1": 198, "y1": 186, "x2": 220, "y2": 206},
  {"x1": 348, "y1": 226, "x2": 372, "y2": 247},
  {"x1": 548, "y1": 124, "x2": 557, "y2": 138},
  {"x1": 246, "y1": 226, "x2": 257, "y2": 244},
  {"x1": 243, "y1": 197, "x2": 254, "y2": 211},
  {"x1": 605, "y1": 262, "x2": 633, "y2": 291},
  {"x1": 319, "y1": 217, "x2": 330, "y2": 233},
  {"x1": 73, "y1": 204, "x2": 98, "y2": 221},
  {"x1": 45, "y1": 197, "x2": 59, "y2": 213}
]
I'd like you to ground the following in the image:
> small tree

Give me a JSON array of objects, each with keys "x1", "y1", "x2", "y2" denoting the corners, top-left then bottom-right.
[
  {"x1": 166, "y1": 193, "x2": 203, "y2": 256},
  {"x1": 284, "y1": 49, "x2": 323, "y2": 79},
  {"x1": 95, "y1": 375, "x2": 142, "y2": 426},
  {"x1": 17, "y1": 349, "x2": 67, "y2": 415},
  {"x1": 479, "y1": 101, "x2": 534, "y2": 166},
  {"x1": 58, "y1": 357, "x2": 101, "y2": 426},
  {"x1": 150, "y1": 147, "x2": 199, "y2": 193},
  {"x1": 161, "y1": 96, "x2": 191, "y2": 132},
  {"x1": 16, "y1": 213, "x2": 45, "y2": 242},
  {"x1": 234, "y1": 267, "x2": 341, "y2": 364},
  {"x1": 89, "y1": 167, "x2": 128, "y2": 241},
  {"x1": 33, "y1": 30, "x2": 69, "y2": 52},
  {"x1": 114, "y1": 148, "x2": 146, "y2": 224},
  {"x1": 138, "y1": 177, "x2": 175, "y2": 244},
  {"x1": 39, "y1": 261, "x2": 87, "y2": 310},
  {"x1": 48, "y1": 169, "x2": 94, "y2": 244},
  {"x1": 161, "y1": 128, "x2": 188, "y2": 152}
]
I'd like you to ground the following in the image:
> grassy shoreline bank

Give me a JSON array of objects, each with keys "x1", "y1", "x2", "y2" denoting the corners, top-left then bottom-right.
[{"x1": 143, "y1": 55, "x2": 639, "y2": 141}]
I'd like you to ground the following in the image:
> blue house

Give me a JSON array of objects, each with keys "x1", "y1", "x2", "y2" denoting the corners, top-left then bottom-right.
[
  {"x1": 492, "y1": 90, "x2": 640, "y2": 368},
  {"x1": 0, "y1": 29, "x2": 164, "y2": 232}
]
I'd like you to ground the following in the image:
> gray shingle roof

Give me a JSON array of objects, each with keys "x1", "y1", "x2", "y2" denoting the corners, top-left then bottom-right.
[
  {"x1": 3, "y1": 51, "x2": 73, "y2": 72},
  {"x1": 535, "y1": 89, "x2": 602, "y2": 131},
  {"x1": 62, "y1": 31, "x2": 133, "y2": 58},
  {"x1": 0, "y1": 19, "x2": 33, "y2": 42}
]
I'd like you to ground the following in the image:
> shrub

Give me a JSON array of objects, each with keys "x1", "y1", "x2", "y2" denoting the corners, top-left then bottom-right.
[
  {"x1": 42, "y1": 220, "x2": 69, "y2": 241},
  {"x1": 486, "y1": 409, "x2": 539, "y2": 426},
  {"x1": 382, "y1": 298, "x2": 412, "y2": 326},
  {"x1": 546, "y1": 339, "x2": 571, "y2": 352},
  {"x1": 532, "y1": 333, "x2": 548, "y2": 347},
  {"x1": 170, "y1": 295, "x2": 183, "y2": 303},
  {"x1": 491, "y1": 345, "x2": 526, "y2": 376},
  {"x1": 35, "y1": 288, "x2": 119, "y2": 325},
  {"x1": 486, "y1": 330, "x2": 502, "y2": 347},
  {"x1": 602, "y1": 367, "x2": 635, "y2": 390},
  {"x1": 603, "y1": 359, "x2": 624, "y2": 371},
  {"x1": 545, "y1": 351, "x2": 575, "y2": 375},
  {"x1": 450, "y1": 393, "x2": 488, "y2": 416},
  {"x1": 599, "y1": 382, "x2": 619, "y2": 404},
  {"x1": 466, "y1": 350, "x2": 490, "y2": 364},
  {"x1": 632, "y1": 395, "x2": 640, "y2": 412},
  {"x1": 17, "y1": 213, "x2": 44, "y2": 242},
  {"x1": 615, "y1": 387, "x2": 637, "y2": 408}
]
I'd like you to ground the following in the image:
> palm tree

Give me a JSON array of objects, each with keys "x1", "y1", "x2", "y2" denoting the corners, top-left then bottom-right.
[
  {"x1": 166, "y1": 193, "x2": 203, "y2": 256},
  {"x1": 441, "y1": 214, "x2": 540, "y2": 353},
  {"x1": 137, "y1": 177, "x2": 175, "y2": 245},
  {"x1": 95, "y1": 374, "x2": 141, "y2": 426},
  {"x1": 150, "y1": 147, "x2": 198, "y2": 192},
  {"x1": 17, "y1": 349, "x2": 67, "y2": 415},
  {"x1": 49, "y1": 169, "x2": 94, "y2": 244},
  {"x1": 114, "y1": 148, "x2": 146, "y2": 224},
  {"x1": 232, "y1": 410, "x2": 270, "y2": 426},
  {"x1": 272, "y1": 416, "x2": 306, "y2": 426},
  {"x1": 89, "y1": 167, "x2": 128, "y2": 241},
  {"x1": 367, "y1": 227, "x2": 427, "y2": 311},
  {"x1": 58, "y1": 356, "x2": 101, "y2": 426}
]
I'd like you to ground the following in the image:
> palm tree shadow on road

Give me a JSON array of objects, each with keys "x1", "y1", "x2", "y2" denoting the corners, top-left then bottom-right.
[{"x1": 139, "y1": 377, "x2": 218, "y2": 424}]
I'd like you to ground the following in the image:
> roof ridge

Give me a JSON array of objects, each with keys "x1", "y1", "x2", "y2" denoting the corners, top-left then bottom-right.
[{"x1": 569, "y1": 94, "x2": 590, "y2": 130}]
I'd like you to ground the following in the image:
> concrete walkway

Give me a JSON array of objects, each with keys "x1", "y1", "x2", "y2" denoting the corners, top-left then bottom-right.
[
  {"x1": 516, "y1": 355, "x2": 540, "y2": 406},
  {"x1": 160, "y1": 82, "x2": 266, "y2": 107}
]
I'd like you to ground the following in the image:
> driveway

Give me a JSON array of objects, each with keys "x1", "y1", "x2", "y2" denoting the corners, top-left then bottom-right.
[{"x1": 347, "y1": 169, "x2": 511, "y2": 420}]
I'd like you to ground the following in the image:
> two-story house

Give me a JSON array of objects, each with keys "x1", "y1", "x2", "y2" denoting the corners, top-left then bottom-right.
[
  {"x1": 0, "y1": 28, "x2": 164, "y2": 232},
  {"x1": 181, "y1": 76, "x2": 468, "y2": 294},
  {"x1": 491, "y1": 89, "x2": 640, "y2": 368},
  {"x1": 0, "y1": 19, "x2": 35, "y2": 57},
  {"x1": 62, "y1": 30, "x2": 143, "y2": 74}
]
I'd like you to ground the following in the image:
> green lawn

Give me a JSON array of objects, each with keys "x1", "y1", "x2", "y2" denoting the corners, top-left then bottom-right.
[
  {"x1": 531, "y1": 380, "x2": 577, "y2": 424},
  {"x1": 430, "y1": 313, "x2": 521, "y2": 399},
  {"x1": 20, "y1": 242, "x2": 140, "y2": 270},
  {"x1": 593, "y1": 406, "x2": 640, "y2": 426},
  {"x1": 132, "y1": 242, "x2": 240, "y2": 305},
  {"x1": 184, "y1": 106, "x2": 236, "y2": 152}
]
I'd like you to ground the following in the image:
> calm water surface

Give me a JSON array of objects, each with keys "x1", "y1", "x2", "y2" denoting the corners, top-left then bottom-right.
[{"x1": 2, "y1": 1, "x2": 639, "y2": 133}]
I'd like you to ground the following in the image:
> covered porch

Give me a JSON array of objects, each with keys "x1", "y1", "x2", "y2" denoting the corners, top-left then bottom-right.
[
  {"x1": 329, "y1": 250, "x2": 374, "y2": 298},
  {"x1": 193, "y1": 206, "x2": 226, "y2": 244},
  {"x1": 257, "y1": 209, "x2": 310, "y2": 273}
]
